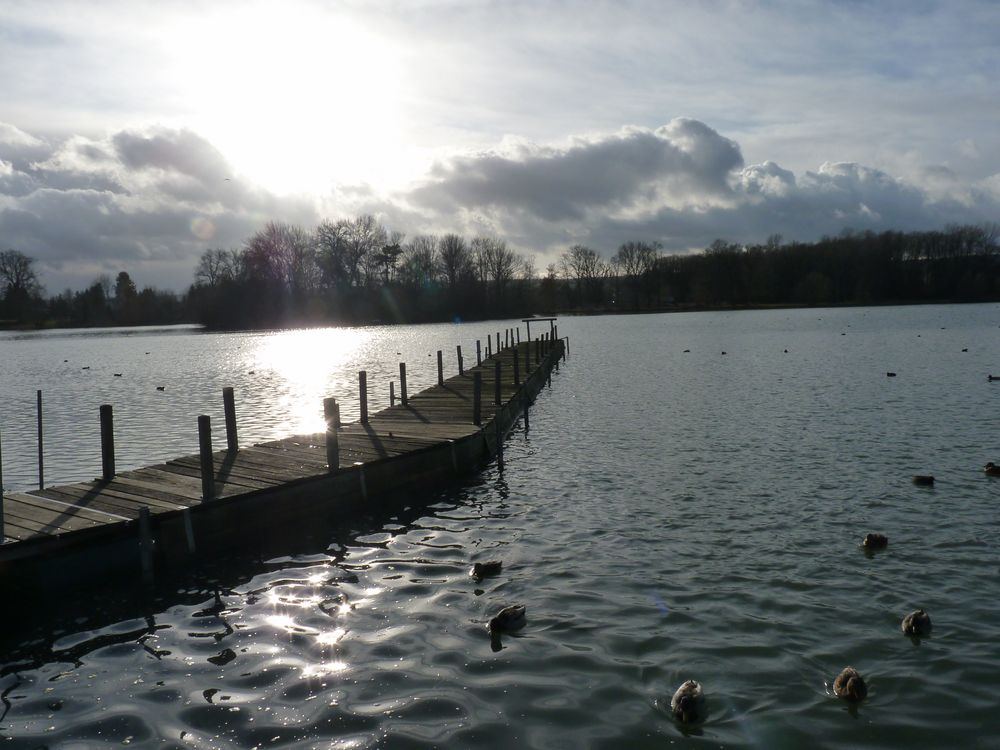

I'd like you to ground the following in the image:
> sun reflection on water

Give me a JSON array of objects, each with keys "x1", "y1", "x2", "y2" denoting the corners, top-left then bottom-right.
[{"x1": 253, "y1": 327, "x2": 370, "y2": 434}]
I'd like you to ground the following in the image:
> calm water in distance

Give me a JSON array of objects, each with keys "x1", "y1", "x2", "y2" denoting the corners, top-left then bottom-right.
[{"x1": 2, "y1": 305, "x2": 1000, "y2": 748}]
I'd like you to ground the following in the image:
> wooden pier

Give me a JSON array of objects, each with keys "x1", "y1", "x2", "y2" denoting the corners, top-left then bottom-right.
[{"x1": 0, "y1": 328, "x2": 566, "y2": 588}]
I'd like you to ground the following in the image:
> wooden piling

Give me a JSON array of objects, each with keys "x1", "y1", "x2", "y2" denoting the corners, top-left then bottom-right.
[
  {"x1": 359, "y1": 371, "x2": 369, "y2": 424},
  {"x1": 494, "y1": 360, "x2": 502, "y2": 405},
  {"x1": 355, "y1": 462, "x2": 368, "y2": 501},
  {"x1": 437, "y1": 350, "x2": 444, "y2": 385},
  {"x1": 198, "y1": 415, "x2": 215, "y2": 501},
  {"x1": 182, "y1": 507, "x2": 196, "y2": 554},
  {"x1": 457, "y1": 345, "x2": 464, "y2": 375},
  {"x1": 223, "y1": 387, "x2": 238, "y2": 452},
  {"x1": 496, "y1": 332, "x2": 501, "y2": 353},
  {"x1": 505, "y1": 329, "x2": 509, "y2": 348},
  {"x1": 476, "y1": 340, "x2": 482, "y2": 366},
  {"x1": 36, "y1": 390, "x2": 43, "y2": 490},
  {"x1": 523, "y1": 391, "x2": 530, "y2": 432},
  {"x1": 513, "y1": 349, "x2": 520, "y2": 386},
  {"x1": 390, "y1": 381, "x2": 395, "y2": 406},
  {"x1": 100, "y1": 404, "x2": 116, "y2": 481},
  {"x1": 324, "y1": 397, "x2": 340, "y2": 471},
  {"x1": 399, "y1": 362, "x2": 408, "y2": 405},
  {"x1": 473, "y1": 372, "x2": 482, "y2": 425},
  {"x1": 495, "y1": 419, "x2": 504, "y2": 470},
  {"x1": 138, "y1": 505, "x2": 153, "y2": 585},
  {"x1": 487, "y1": 337, "x2": 492, "y2": 358}
]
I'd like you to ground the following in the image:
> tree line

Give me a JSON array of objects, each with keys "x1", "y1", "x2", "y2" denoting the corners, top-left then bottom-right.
[{"x1": 2, "y1": 221, "x2": 998, "y2": 330}]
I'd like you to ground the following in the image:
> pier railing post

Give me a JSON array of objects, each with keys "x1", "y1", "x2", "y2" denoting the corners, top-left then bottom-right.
[
  {"x1": 390, "y1": 381, "x2": 395, "y2": 406},
  {"x1": 100, "y1": 404, "x2": 116, "y2": 481},
  {"x1": 36, "y1": 389, "x2": 43, "y2": 490},
  {"x1": 399, "y1": 362, "x2": 408, "y2": 406},
  {"x1": 487, "y1": 337, "x2": 492, "y2": 358},
  {"x1": 494, "y1": 360, "x2": 502, "y2": 406},
  {"x1": 359, "y1": 371, "x2": 369, "y2": 424},
  {"x1": 496, "y1": 332, "x2": 500, "y2": 353},
  {"x1": 457, "y1": 345, "x2": 464, "y2": 375},
  {"x1": 516, "y1": 328, "x2": 521, "y2": 344},
  {"x1": 476, "y1": 340, "x2": 482, "y2": 366},
  {"x1": 535, "y1": 337, "x2": 541, "y2": 364},
  {"x1": 437, "y1": 350, "x2": 444, "y2": 385},
  {"x1": 473, "y1": 372, "x2": 482, "y2": 426},
  {"x1": 324, "y1": 397, "x2": 340, "y2": 471},
  {"x1": 223, "y1": 387, "x2": 238, "y2": 453},
  {"x1": 198, "y1": 415, "x2": 215, "y2": 501},
  {"x1": 513, "y1": 349, "x2": 520, "y2": 387}
]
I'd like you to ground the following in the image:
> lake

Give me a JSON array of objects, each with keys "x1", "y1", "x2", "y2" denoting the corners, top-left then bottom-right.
[{"x1": 2, "y1": 305, "x2": 999, "y2": 748}]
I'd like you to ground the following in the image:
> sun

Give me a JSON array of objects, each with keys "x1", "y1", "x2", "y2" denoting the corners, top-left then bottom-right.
[{"x1": 165, "y1": 2, "x2": 412, "y2": 193}]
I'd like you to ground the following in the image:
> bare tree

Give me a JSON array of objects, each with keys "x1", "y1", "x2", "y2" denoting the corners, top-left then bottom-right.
[
  {"x1": 0, "y1": 249, "x2": 42, "y2": 298},
  {"x1": 474, "y1": 236, "x2": 520, "y2": 300},
  {"x1": 560, "y1": 245, "x2": 603, "y2": 285},
  {"x1": 398, "y1": 235, "x2": 439, "y2": 287},
  {"x1": 244, "y1": 221, "x2": 318, "y2": 295},
  {"x1": 438, "y1": 234, "x2": 472, "y2": 290},
  {"x1": 195, "y1": 248, "x2": 243, "y2": 286}
]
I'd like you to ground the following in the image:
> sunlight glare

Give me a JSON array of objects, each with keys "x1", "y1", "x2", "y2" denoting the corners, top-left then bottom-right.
[{"x1": 168, "y1": 2, "x2": 413, "y2": 192}]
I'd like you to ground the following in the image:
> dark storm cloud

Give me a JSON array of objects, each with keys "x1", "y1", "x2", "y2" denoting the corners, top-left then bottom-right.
[{"x1": 0, "y1": 123, "x2": 317, "y2": 290}]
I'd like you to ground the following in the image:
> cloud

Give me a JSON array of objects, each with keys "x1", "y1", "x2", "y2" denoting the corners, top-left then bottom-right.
[
  {"x1": 390, "y1": 118, "x2": 1000, "y2": 259},
  {"x1": 0, "y1": 123, "x2": 317, "y2": 291}
]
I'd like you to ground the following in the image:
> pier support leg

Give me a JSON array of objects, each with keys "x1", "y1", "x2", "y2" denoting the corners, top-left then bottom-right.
[
  {"x1": 457, "y1": 346, "x2": 464, "y2": 376},
  {"x1": 476, "y1": 340, "x2": 482, "y2": 366},
  {"x1": 198, "y1": 415, "x2": 215, "y2": 501},
  {"x1": 183, "y1": 507, "x2": 196, "y2": 555},
  {"x1": 494, "y1": 360, "x2": 502, "y2": 406},
  {"x1": 437, "y1": 350, "x2": 444, "y2": 385},
  {"x1": 495, "y1": 419, "x2": 504, "y2": 471},
  {"x1": 100, "y1": 404, "x2": 116, "y2": 481},
  {"x1": 138, "y1": 505, "x2": 154, "y2": 585},
  {"x1": 513, "y1": 349, "x2": 520, "y2": 387},
  {"x1": 356, "y1": 463, "x2": 368, "y2": 501},
  {"x1": 390, "y1": 381, "x2": 395, "y2": 406},
  {"x1": 523, "y1": 392, "x2": 530, "y2": 433},
  {"x1": 223, "y1": 387, "x2": 238, "y2": 452},
  {"x1": 324, "y1": 397, "x2": 340, "y2": 471},
  {"x1": 473, "y1": 372, "x2": 482, "y2": 425},
  {"x1": 399, "y1": 362, "x2": 408, "y2": 406}
]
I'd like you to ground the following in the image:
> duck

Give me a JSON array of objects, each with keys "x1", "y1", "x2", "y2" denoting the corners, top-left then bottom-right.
[
  {"x1": 471, "y1": 560, "x2": 503, "y2": 581},
  {"x1": 862, "y1": 533, "x2": 888, "y2": 550},
  {"x1": 984, "y1": 462, "x2": 1000, "y2": 477},
  {"x1": 886, "y1": 372, "x2": 897, "y2": 377},
  {"x1": 487, "y1": 604, "x2": 526, "y2": 636},
  {"x1": 832, "y1": 667, "x2": 867, "y2": 702},
  {"x1": 989, "y1": 375, "x2": 999, "y2": 382},
  {"x1": 113, "y1": 373, "x2": 123, "y2": 377},
  {"x1": 156, "y1": 386, "x2": 165, "y2": 392},
  {"x1": 913, "y1": 475, "x2": 935, "y2": 486},
  {"x1": 901, "y1": 609, "x2": 931, "y2": 636},
  {"x1": 670, "y1": 680, "x2": 705, "y2": 724}
]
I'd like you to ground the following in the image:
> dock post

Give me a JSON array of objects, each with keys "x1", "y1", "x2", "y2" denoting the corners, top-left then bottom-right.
[
  {"x1": 324, "y1": 397, "x2": 340, "y2": 471},
  {"x1": 198, "y1": 415, "x2": 215, "y2": 501},
  {"x1": 100, "y1": 404, "x2": 116, "y2": 481},
  {"x1": 223, "y1": 387, "x2": 238, "y2": 452},
  {"x1": 487, "y1": 337, "x2": 492, "y2": 358},
  {"x1": 496, "y1": 332, "x2": 500, "y2": 353},
  {"x1": 334, "y1": 401, "x2": 342, "y2": 427},
  {"x1": 523, "y1": 391, "x2": 530, "y2": 432},
  {"x1": 457, "y1": 346, "x2": 464, "y2": 375},
  {"x1": 505, "y1": 329, "x2": 509, "y2": 348},
  {"x1": 476, "y1": 340, "x2": 482, "y2": 366},
  {"x1": 494, "y1": 360, "x2": 502, "y2": 405},
  {"x1": 138, "y1": 505, "x2": 154, "y2": 585},
  {"x1": 354, "y1": 462, "x2": 368, "y2": 501},
  {"x1": 473, "y1": 372, "x2": 482, "y2": 425},
  {"x1": 36, "y1": 389, "x2": 43, "y2": 490},
  {"x1": 390, "y1": 381, "x2": 395, "y2": 406},
  {"x1": 359, "y1": 371, "x2": 369, "y2": 424},
  {"x1": 517, "y1": 328, "x2": 521, "y2": 344},
  {"x1": 437, "y1": 350, "x2": 444, "y2": 385},
  {"x1": 525, "y1": 339, "x2": 531, "y2": 371},
  {"x1": 513, "y1": 349, "x2": 520, "y2": 387},
  {"x1": 495, "y1": 419, "x2": 504, "y2": 470},
  {"x1": 535, "y1": 337, "x2": 541, "y2": 363},
  {"x1": 399, "y1": 363, "x2": 408, "y2": 406}
]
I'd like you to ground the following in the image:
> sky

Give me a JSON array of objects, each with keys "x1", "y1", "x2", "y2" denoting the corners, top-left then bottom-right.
[{"x1": 1, "y1": 0, "x2": 998, "y2": 292}]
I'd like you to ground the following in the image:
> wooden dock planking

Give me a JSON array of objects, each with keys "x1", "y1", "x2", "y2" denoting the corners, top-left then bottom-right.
[{"x1": 0, "y1": 336, "x2": 565, "y2": 556}]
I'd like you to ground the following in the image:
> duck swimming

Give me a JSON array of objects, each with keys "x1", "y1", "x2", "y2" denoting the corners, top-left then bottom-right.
[
  {"x1": 984, "y1": 462, "x2": 1000, "y2": 476},
  {"x1": 832, "y1": 667, "x2": 868, "y2": 702},
  {"x1": 487, "y1": 604, "x2": 526, "y2": 636},
  {"x1": 901, "y1": 609, "x2": 932, "y2": 636},
  {"x1": 670, "y1": 680, "x2": 705, "y2": 724},
  {"x1": 912, "y1": 475, "x2": 935, "y2": 486},
  {"x1": 471, "y1": 560, "x2": 503, "y2": 581},
  {"x1": 862, "y1": 533, "x2": 888, "y2": 550}
]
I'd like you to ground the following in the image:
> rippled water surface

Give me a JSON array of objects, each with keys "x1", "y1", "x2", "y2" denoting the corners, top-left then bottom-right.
[{"x1": 3, "y1": 306, "x2": 1000, "y2": 748}]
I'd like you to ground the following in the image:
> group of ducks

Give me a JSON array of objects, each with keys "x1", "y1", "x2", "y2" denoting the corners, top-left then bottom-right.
[
  {"x1": 665, "y1": 533, "x2": 934, "y2": 724},
  {"x1": 472, "y1": 530, "x2": 938, "y2": 728}
]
